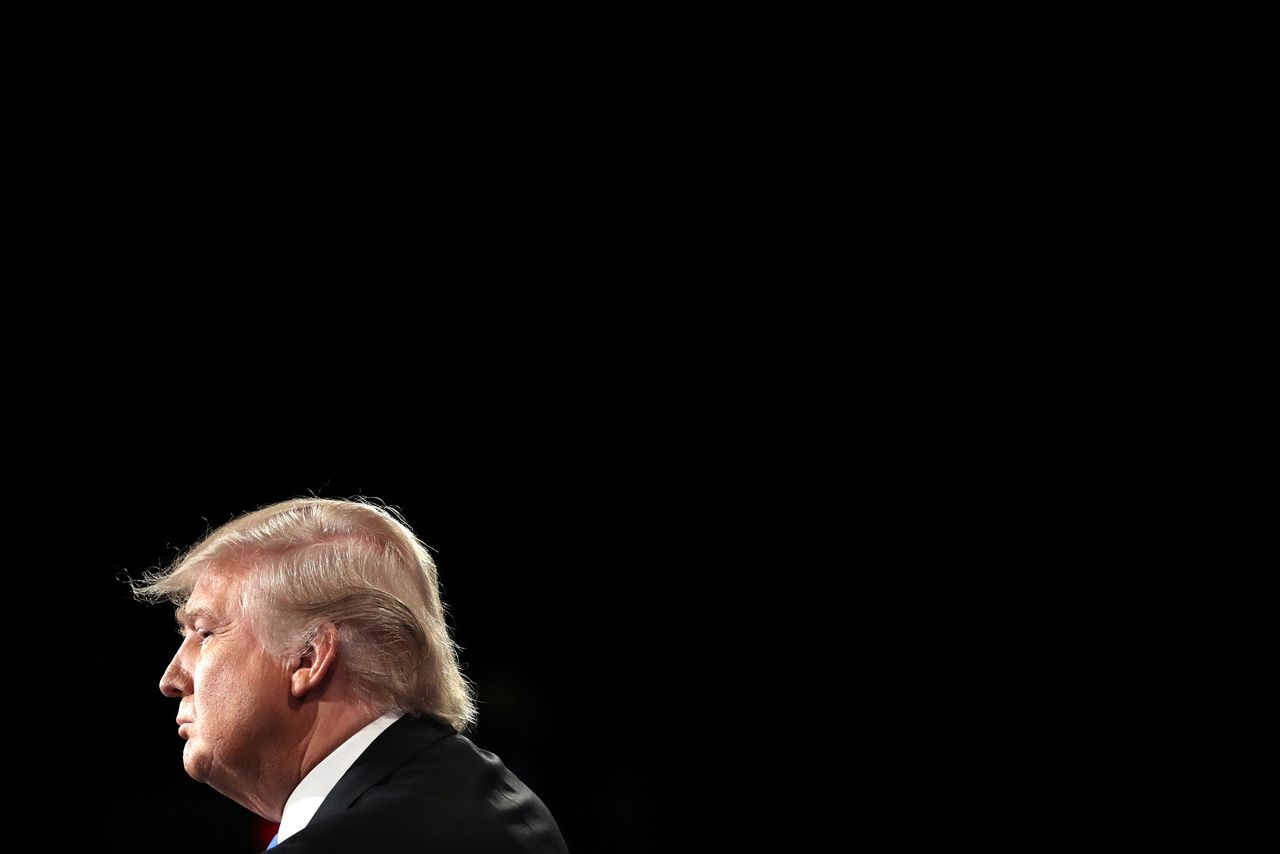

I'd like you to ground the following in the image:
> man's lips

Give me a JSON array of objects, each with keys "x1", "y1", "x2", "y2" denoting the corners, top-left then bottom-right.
[{"x1": 177, "y1": 718, "x2": 194, "y2": 738}]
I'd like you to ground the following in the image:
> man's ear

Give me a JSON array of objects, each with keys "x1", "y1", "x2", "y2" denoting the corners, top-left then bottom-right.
[{"x1": 290, "y1": 623, "x2": 339, "y2": 699}]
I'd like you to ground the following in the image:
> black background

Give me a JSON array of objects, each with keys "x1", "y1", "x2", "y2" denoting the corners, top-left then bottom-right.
[
  {"x1": 16, "y1": 5, "x2": 1240, "y2": 284},
  {"x1": 7, "y1": 5, "x2": 1260, "y2": 852}
]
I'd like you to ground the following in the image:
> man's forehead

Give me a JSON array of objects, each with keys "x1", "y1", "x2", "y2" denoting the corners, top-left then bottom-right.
[{"x1": 176, "y1": 569, "x2": 242, "y2": 623}]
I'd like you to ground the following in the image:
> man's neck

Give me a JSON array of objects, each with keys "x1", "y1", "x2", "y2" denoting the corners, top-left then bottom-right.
[
  {"x1": 273, "y1": 709, "x2": 405, "y2": 843},
  {"x1": 296, "y1": 704, "x2": 385, "y2": 783}
]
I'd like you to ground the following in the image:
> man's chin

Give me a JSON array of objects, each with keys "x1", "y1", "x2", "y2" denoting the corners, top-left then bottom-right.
[{"x1": 182, "y1": 742, "x2": 211, "y2": 783}]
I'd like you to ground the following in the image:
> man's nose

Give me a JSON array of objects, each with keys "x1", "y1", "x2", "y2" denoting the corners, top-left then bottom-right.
[{"x1": 159, "y1": 647, "x2": 192, "y2": 698}]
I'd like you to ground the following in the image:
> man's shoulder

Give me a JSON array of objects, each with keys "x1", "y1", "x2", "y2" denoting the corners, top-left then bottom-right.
[
  {"x1": 277, "y1": 716, "x2": 569, "y2": 853},
  {"x1": 362, "y1": 715, "x2": 547, "y2": 809},
  {"x1": 278, "y1": 795, "x2": 540, "y2": 853},
  {"x1": 362, "y1": 729, "x2": 567, "y2": 844}
]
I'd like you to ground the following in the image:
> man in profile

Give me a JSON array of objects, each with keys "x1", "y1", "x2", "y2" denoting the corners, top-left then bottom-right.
[{"x1": 132, "y1": 496, "x2": 569, "y2": 853}]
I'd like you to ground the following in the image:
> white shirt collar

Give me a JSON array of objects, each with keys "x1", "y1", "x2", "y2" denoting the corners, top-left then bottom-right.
[{"x1": 277, "y1": 711, "x2": 404, "y2": 844}]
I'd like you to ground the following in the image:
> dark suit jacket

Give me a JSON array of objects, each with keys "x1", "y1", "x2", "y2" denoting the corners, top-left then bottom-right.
[{"x1": 271, "y1": 713, "x2": 569, "y2": 853}]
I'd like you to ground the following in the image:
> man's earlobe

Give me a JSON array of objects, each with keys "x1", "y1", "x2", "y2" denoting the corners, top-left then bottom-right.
[
  {"x1": 290, "y1": 666, "x2": 312, "y2": 698},
  {"x1": 291, "y1": 653, "x2": 321, "y2": 698}
]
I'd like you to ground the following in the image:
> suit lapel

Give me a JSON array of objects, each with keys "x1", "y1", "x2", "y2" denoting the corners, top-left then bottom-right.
[{"x1": 310, "y1": 713, "x2": 456, "y2": 824}]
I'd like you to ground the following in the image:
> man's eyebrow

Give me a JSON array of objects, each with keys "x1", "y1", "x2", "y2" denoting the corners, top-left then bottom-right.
[{"x1": 174, "y1": 605, "x2": 219, "y2": 627}]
